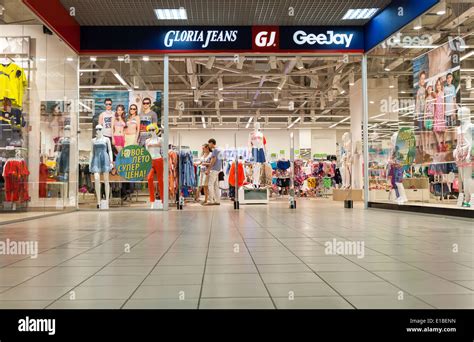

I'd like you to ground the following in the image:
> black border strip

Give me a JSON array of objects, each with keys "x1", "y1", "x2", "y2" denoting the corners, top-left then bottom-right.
[{"x1": 368, "y1": 202, "x2": 474, "y2": 219}]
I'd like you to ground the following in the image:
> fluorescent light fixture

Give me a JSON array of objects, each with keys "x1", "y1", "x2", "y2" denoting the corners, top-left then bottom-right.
[
  {"x1": 66, "y1": 57, "x2": 74, "y2": 62},
  {"x1": 218, "y1": 91, "x2": 224, "y2": 102},
  {"x1": 384, "y1": 67, "x2": 391, "y2": 71},
  {"x1": 413, "y1": 17, "x2": 422, "y2": 30},
  {"x1": 190, "y1": 75, "x2": 198, "y2": 89},
  {"x1": 277, "y1": 77, "x2": 287, "y2": 90},
  {"x1": 143, "y1": 56, "x2": 150, "y2": 61},
  {"x1": 245, "y1": 116, "x2": 253, "y2": 129},
  {"x1": 461, "y1": 51, "x2": 474, "y2": 61},
  {"x1": 217, "y1": 77, "x2": 224, "y2": 91},
  {"x1": 401, "y1": 45, "x2": 438, "y2": 49},
  {"x1": 155, "y1": 7, "x2": 187, "y2": 20},
  {"x1": 79, "y1": 85, "x2": 119, "y2": 89},
  {"x1": 112, "y1": 71, "x2": 128, "y2": 87},
  {"x1": 329, "y1": 117, "x2": 350, "y2": 128},
  {"x1": 117, "y1": 56, "x2": 124, "y2": 61},
  {"x1": 78, "y1": 101, "x2": 92, "y2": 111},
  {"x1": 296, "y1": 57, "x2": 304, "y2": 70},
  {"x1": 201, "y1": 116, "x2": 206, "y2": 128},
  {"x1": 287, "y1": 117, "x2": 301, "y2": 129},
  {"x1": 436, "y1": 1, "x2": 446, "y2": 15},
  {"x1": 342, "y1": 8, "x2": 378, "y2": 20},
  {"x1": 274, "y1": 92, "x2": 279, "y2": 102},
  {"x1": 79, "y1": 69, "x2": 100, "y2": 72},
  {"x1": 369, "y1": 101, "x2": 374, "y2": 104},
  {"x1": 90, "y1": 56, "x2": 97, "y2": 62},
  {"x1": 206, "y1": 56, "x2": 215, "y2": 69}
]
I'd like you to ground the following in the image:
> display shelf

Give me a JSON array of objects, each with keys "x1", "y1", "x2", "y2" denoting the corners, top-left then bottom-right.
[{"x1": 238, "y1": 187, "x2": 269, "y2": 204}]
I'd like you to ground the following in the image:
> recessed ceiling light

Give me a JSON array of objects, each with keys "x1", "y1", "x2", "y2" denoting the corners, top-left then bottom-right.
[
  {"x1": 66, "y1": 57, "x2": 73, "y2": 62},
  {"x1": 90, "y1": 57, "x2": 97, "y2": 62},
  {"x1": 143, "y1": 56, "x2": 150, "y2": 61},
  {"x1": 117, "y1": 56, "x2": 124, "y2": 61},
  {"x1": 155, "y1": 7, "x2": 187, "y2": 20},
  {"x1": 436, "y1": 2, "x2": 446, "y2": 15},
  {"x1": 342, "y1": 8, "x2": 379, "y2": 20}
]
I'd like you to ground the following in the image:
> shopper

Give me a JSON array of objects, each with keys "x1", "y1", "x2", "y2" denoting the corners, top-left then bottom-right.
[
  {"x1": 195, "y1": 143, "x2": 212, "y2": 204},
  {"x1": 138, "y1": 97, "x2": 158, "y2": 146},
  {"x1": 125, "y1": 104, "x2": 139, "y2": 146},
  {"x1": 205, "y1": 138, "x2": 223, "y2": 205},
  {"x1": 113, "y1": 104, "x2": 126, "y2": 154}
]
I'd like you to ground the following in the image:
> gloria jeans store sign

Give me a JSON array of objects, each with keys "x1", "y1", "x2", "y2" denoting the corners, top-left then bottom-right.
[{"x1": 80, "y1": 26, "x2": 364, "y2": 53}]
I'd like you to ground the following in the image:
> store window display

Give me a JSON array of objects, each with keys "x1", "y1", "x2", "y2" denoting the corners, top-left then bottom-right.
[
  {"x1": 113, "y1": 105, "x2": 126, "y2": 154},
  {"x1": 125, "y1": 104, "x2": 139, "y2": 146},
  {"x1": 138, "y1": 98, "x2": 158, "y2": 146}
]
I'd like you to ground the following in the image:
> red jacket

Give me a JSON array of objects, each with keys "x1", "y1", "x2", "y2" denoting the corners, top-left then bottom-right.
[{"x1": 229, "y1": 161, "x2": 245, "y2": 187}]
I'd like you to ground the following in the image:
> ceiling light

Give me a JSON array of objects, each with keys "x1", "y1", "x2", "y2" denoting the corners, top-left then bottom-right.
[
  {"x1": 112, "y1": 71, "x2": 128, "y2": 87},
  {"x1": 296, "y1": 57, "x2": 304, "y2": 70},
  {"x1": 349, "y1": 71, "x2": 355, "y2": 86},
  {"x1": 143, "y1": 56, "x2": 150, "y2": 62},
  {"x1": 277, "y1": 77, "x2": 287, "y2": 90},
  {"x1": 217, "y1": 77, "x2": 224, "y2": 91},
  {"x1": 384, "y1": 67, "x2": 391, "y2": 71},
  {"x1": 245, "y1": 117, "x2": 253, "y2": 129},
  {"x1": 66, "y1": 57, "x2": 74, "y2": 62},
  {"x1": 190, "y1": 75, "x2": 198, "y2": 89},
  {"x1": 436, "y1": 1, "x2": 446, "y2": 15},
  {"x1": 413, "y1": 17, "x2": 422, "y2": 30},
  {"x1": 342, "y1": 8, "x2": 378, "y2": 20},
  {"x1": 154, "y1": 7, "x2": 187, "y2": 20},
  {"x1": 329, "y1": 117, "x2": 350, "y2": 128},
  {"x1": 287, "y1": 117, "x2": 301, "y2": 129},
  {"x1": 388, "y1": 76, "x2": 395, "y2": 89},
  {"x1": 218, "y1": 91, "x2": 224, "y2": 102},
  {"x1": 269, "y1": 56, "x2": 277, "y2": 69},
  {"x1": 461, "y1": 51, "x2": 474, "y2": 62},
  {"x1": 90, "y1": 56, "x2": 97, "y2": 62},
  {"x1": 206, "y1": 56, "x2": 215, "y2": 69},
  {"x1": 274, "y1": 92, "x2": 279, "y2": 102},
  {"x1": 117, "y1": 56, "x2": 124, "y2": 61},
  {"x1": 201, "y1": 116, "x2": 206, "y2": 129},
  {"x1": 369, "y1": 101, "x2": 374, "y2": 104}
]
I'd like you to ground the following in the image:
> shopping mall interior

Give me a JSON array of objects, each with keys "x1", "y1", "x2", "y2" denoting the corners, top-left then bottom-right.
[{"x1": 0, "y1": 0, "x2": 473, "y2": 313}]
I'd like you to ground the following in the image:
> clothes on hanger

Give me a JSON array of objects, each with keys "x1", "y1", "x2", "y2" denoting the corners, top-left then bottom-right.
[
  {"x1": 0, "y1": 62, "x2": 28, "y2": 107},
  {"x1": 3, "y1": 157, "x2": 29, "y2": 202}
]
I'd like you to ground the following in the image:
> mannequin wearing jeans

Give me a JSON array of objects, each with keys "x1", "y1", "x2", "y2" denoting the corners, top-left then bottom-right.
[
  {"x1": 90, "y1": 124, "x2": 113, "y2": 209},
  {"x1": 145, "y1": 124, "x2": 164, "y2": 208},
  {"x1": 453, "y1": 107, "x2": 473, "y2": 207}
]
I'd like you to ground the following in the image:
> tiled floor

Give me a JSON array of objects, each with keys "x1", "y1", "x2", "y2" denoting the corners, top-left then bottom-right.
[{"x1": 0, "y1": 198, "x2": 473, "y2": 309}]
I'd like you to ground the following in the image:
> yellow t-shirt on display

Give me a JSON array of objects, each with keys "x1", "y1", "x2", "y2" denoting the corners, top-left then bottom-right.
[{"x1": 0, "y1": 63, "x2": 28, "y2": 108}]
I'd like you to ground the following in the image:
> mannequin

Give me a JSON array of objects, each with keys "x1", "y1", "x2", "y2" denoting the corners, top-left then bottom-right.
[
  {"x1": 387, "y1": 131, "x2": 408, "y2": 204},
  {"x1": 145, "y1": 123, "x2": 164, "y2": 209},
  {"x1": 453, "y1": 107, "x2": 473, "y2": 207},
  {"x1": 249, "y1": 122, "x2": 266, "y2": 187},
  {"x1": 90, "y1": 124, "x2": 113, "y2": 209},
  {"x1": 352, "y1": 140, "x2": 362, "y2": 189},
  {"x1": 341, "y1": 132, "x2": 352, "y2": 189},
  {"x1": 57, "y1": 125, "x2": 71, "y2": 178}
]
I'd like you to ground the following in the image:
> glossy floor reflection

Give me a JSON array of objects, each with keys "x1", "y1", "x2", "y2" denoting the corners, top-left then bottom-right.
[{"x1": 0, "y1": 199, "x2": 472, "y2": 309}]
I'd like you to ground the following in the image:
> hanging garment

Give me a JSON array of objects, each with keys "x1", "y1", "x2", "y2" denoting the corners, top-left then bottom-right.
[
  {"x1": 0, "y1": 62, "x2": 28, "y2": 107},
  {"x1": 39, "y1": 162, "x2": 48, "y2": 198},
  {"x1": 179, "y1": 150, "x2": 196, "y2": 188},
  {"x1": 229, "y1": 161, "x2": 245, "y2": 187},
  {"x1": 90, "y1": 140, "x2": 111, "y2": 173},
  {"x1": 251, "y1": 148, "x2": 266, "y2": 163},
  {"x1": 168, "y1": 150, "x2": 178, "y2": 199},
  {"x1": 57, "y1": 138, "x2": 70, "y2": 174},
  {"x1": 3, "y1": 159, "x2": 29, "y2": 202},
  {"x1": 276, "y1": 159, "x2": 290, "y2": 170},
  {"x1": 259, "y1": 163, "x2": 273, "y2": 187}
]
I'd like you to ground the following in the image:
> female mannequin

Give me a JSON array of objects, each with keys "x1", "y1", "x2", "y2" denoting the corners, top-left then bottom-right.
[
  {"x1": 90, "y1": 124, "x2": 113, "y2": 209},
  {"x1": 249, "y1": 122, "x2": 266, "y2": 187},
  {"x1": 125, "y1": 104, "x2": 139, "y2": 146},
  {"x1": 387, "y1": 131, "x2": 408, "y2": 204},
  {"x1": 146, "y1": 123, "x2": 164, "y2": 208},
  {"x1": 341, "y1": 132, "x2": 352, "y2": 189},
  {"x1": 453, "y1": 107, "x2": 473, "y2": 207}
]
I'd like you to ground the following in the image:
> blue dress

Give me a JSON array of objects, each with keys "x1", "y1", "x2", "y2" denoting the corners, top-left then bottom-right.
[{"x1": 90, "y1": 140, "x2": 111, "y2": 173}]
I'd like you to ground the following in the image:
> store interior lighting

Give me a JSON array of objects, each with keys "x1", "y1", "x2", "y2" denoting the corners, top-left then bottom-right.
[
  {"x1": 413, "y1": 17, "x2": 422, "y2": 30},
  {"x1": 245, "y1": 116, "x2": 253, "y2": 129},
  {"x1": 287, "y1": 117, "x2": 301, "y2": 129},
  {"x1": 154, "y1": 8, "x2": 187, "y2": 20},
  {"x1": 342, "y1": 8, "x2": 378, "y2": 20},
  {"x1": 277, "y1": 77, "x2": 287, "y2": 90}
]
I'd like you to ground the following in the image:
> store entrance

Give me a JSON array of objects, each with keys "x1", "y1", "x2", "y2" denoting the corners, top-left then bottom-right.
[{"x1": 78, "y1": 54, "x2": 361, "y2": 210}]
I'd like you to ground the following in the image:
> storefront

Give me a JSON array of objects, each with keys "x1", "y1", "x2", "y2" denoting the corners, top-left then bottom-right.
[{"x1": 2, "y1": 0, "x2": 472, "y2": 219}]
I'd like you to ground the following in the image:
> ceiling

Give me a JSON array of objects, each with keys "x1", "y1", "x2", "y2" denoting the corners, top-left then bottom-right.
[{"x1": 60, "y1": 0, "x2": 391, "y2": 26}]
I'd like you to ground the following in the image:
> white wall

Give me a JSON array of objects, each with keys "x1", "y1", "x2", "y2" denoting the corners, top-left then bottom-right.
[
  {"x1": 169, "y1": 129, "x2": 299, "y2": 159},
  {"x1": 1, "y1": 25, "x2": 78, "y2": 208},
  {"x1": 311, "y1": 129, "x2": 337, "y2": 156}
]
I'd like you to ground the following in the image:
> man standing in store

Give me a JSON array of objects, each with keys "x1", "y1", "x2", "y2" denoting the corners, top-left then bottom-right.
[
  {"x1": 138, "y1": 97, "x2": 158, "y2": 146},
  {"x1": 205, "y1": 138, "x2": 222, "y2": 205}
]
